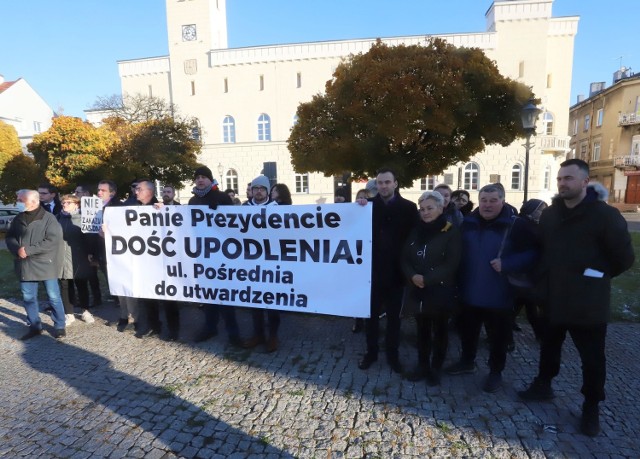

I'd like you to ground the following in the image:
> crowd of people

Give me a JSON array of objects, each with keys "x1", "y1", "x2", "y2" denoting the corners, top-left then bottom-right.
[{"x1": 6, "y1": 159, "x2": 634, "y2": 438}]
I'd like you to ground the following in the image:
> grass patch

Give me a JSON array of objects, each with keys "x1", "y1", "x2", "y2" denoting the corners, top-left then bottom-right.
[
  {"x1": 0, "y1": 250, "x2": 21, "y2": 299},
  {"x1": 611, "y1": 232, "x2": 640, "y2": 321}
]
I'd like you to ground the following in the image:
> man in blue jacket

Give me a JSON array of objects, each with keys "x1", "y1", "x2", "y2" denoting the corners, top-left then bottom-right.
[{"x1": 446, "y1": 184, "x2": 536, "y2": 392}]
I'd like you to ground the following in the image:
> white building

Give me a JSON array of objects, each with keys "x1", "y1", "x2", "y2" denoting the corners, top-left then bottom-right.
[
  {"x1": 113, "y1": 0, "x2": 578, "y2": 205},
  {"x1": 0, "y1": 75, "x2": 54, "y2": 155}
]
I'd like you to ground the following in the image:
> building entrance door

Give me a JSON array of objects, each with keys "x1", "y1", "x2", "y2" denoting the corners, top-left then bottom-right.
[{"x1": 625, "y1": 175, "x2": 640, "y2": 204}]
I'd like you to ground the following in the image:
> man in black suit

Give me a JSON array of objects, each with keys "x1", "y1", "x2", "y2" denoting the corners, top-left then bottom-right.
[{"x1": 38, "y1": 183, "x2": 62, "y2": 215}]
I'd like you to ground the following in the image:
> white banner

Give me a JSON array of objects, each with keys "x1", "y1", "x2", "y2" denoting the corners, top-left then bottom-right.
[
  {"x1": 104, "y1": 204, "x2": 372, "y2": 318},
  {"x1": 80, "y1": 196, "x2": 103, "y2": 233}
]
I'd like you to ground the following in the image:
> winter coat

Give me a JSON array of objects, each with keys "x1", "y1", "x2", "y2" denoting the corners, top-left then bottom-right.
[
  {"x1": 459, "y1": 206, "x2": 537, "y2": 309},
  {"x1": 401, "y1": 216, "x2": 462, "y2": 315},
  {"x1": 6, "y1": 207, "x2": 64, "y2": 281},
  {"x1": 443, "y1": 202, "x2": 464, "y2": 227},
  {"x1": 538, "y1": 185, "x2": 635, "y2": 325},
  {"x1": 189, "y1": 187, "x2": 233, "y2": 208},
  {"x1": 370, "y1": 192, "x2": 419, "y2": 289},
  {"x1": 57, "y1": 211, "x2": 92, "y2": 280}
]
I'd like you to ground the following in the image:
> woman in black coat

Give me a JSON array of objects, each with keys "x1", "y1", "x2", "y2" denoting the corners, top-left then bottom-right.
[
  {"x1": 402, "y1": 191, "x2": 462, "y2": 386},
  {"x1": 58, "y1": 194, "x2": 94, "y2": 325}
]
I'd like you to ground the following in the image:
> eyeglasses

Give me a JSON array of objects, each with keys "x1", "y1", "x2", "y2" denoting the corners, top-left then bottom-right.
[{"x1": 61, "y1": 201, "x2": 76, "y2": 206}]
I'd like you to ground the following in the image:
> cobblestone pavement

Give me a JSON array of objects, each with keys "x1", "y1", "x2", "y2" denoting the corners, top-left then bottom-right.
[{"x1": 1, "y1": 298, "x2": 639, "y2": 458}]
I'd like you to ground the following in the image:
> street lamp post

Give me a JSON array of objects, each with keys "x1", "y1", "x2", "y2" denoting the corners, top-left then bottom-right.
[
  {"x1": 217, "y1": 163, "x2": 224, "y2": 185},
  {"x1": 520, "y1": 100, "x2": 542, "y2": 203}
]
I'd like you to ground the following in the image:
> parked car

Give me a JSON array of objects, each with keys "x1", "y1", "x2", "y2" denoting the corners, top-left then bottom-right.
[{"x1": 0, "y1": 206, "x2": 20, "y2": 232}]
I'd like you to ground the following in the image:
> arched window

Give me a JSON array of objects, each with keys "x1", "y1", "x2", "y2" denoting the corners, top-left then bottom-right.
[
  {"x1": 222, "y1": 116, "x2": 235, "y2": 143},
  {"x1": 258, "y1": 113, "x2": 271, "y2": 141},
  {"x1": 464, "y1": 163, "x2": 479, "y2": 190},
  {"x1": 225, "y1": 169, "x2": 239, "y2": 193},
  {"x1": 542, "y1": 112, "x2": 554, "y2": 135},
  {"x1": 511, "y1": 164, "x2": 522, "y2": 190}
]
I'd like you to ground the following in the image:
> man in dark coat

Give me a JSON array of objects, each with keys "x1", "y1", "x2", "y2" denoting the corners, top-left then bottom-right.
[
  {"x1": 188, "y1": 165, "x2": 242, "y2": 346},
  {"x1": 445, "y1": 184, "x2": 536, "y2": 393},
  {"x1": 519, "y1": 159, "x2": 635, "y2": 437},
  {"x1": 6, "y1": 189, "x2": 66, "y2": 339},
  {"x1": 38, "y1": 183, "x2": 62, "y2": 215},
  {"x1": 358, "y1": 168, "x2": 418, "y2": 373}
]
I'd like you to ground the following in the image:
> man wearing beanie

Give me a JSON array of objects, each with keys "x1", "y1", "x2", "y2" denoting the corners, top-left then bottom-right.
[
  {"x1": 242, "y1": 174, "x2": 280, "y2": 352},
  {"x1": 189, "y1": 165, "x2": 242, "y2": 346}
]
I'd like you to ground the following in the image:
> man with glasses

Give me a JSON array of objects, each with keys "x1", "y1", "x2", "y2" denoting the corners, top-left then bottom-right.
[{"x1": 38, "y1": 183, "x2": 61, "y2": 215}]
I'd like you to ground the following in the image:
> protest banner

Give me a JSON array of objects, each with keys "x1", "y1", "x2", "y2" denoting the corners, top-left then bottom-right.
[
  {"x1": 104, "y1": 204, "x2": 372, "y2": 318},
  {"x1": 80, "y1": 197, "x2": 103, "y2": 233}
]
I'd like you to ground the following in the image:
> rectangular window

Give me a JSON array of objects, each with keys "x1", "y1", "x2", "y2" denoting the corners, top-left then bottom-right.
[
  {"x1": 546, "y1": 73, "x2": 552, "y2": 88},
  {"x1": 262, "y1": 161, "x2": 277, "y2": 188},
  {"x1": 596, "y1": 108, "x2": 604, "y2": 127},
  {"x1": 580, "y1": 142, "x2": 588, "y2": 160},
  {"x1": 191, "y1": 81, "x2": 196, "y2": 96},
  {"x1": 296, "y1": 72, "x2": 302, "y2": 88},
  {"x1": 33, "y1": 121, "x2": 41, "y2": 133},
  {"x1": 295, "y1": 173, "x2": 309, "y2": 193},
  {"x1": 584, "y1": 114, "x2": 591, "y2": 131},
  {"x1": 592, "y1": 141, "x2": 601, "y2": 161},
  {"x1": 544, "y1": 167, "x2": 550, "y2": 190},
  {"x1": 148, "y1": 85, "x2": 153, "y2": 97},
  {"x1": 572, "y1": 118, "x2": 578, "y2": 135},
  {"x1": 443, "y1": 173, "x2": 454, "y2": 186},
  {"x1": 511, "y1": 168, "x2": 521, "y2": 190},
  {"x1": 420, "y1": 176, "x2": 436, "y2": 191},
  {"x1": 259, "y1": 75, "x2": 264, "y2": 91},
  {"x1": 224, "y1": 78, "x2": 228, "y2": 93},
  {"x1": 518, "y1": 61, "x2": 525, "y2": 78}
]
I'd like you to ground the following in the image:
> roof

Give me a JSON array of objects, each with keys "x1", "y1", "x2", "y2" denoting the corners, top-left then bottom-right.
[{"x1": 0, "y1": 80, "x2": 16, "y2": 94}]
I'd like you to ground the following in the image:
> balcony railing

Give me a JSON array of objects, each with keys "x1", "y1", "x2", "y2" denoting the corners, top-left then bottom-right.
[
  {"x1": 589, "y1": 159, "x2": 614, "y2": 169},
  {"x1": 618, "y1": 113, "x2": 640, "y2": 126},
  {"x1": 614, "y1": 155, "x2": 640, "y2": 167},
  {"x1": 538, "y1": 135, "x2": 571, "y2": 153}
]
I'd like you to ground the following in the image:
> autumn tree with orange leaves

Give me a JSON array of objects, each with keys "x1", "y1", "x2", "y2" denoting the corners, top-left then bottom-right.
[
  {"x1": 288, "y1": 38, "x2": 534, "y2": 185},
  {"x1": 0, "y1": 121, "x2": 41, "y2": 203}
]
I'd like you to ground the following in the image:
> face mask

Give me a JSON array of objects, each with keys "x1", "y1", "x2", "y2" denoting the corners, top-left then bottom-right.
[{"x1": 16, "y1": 202, "x2": 26, "y2": 212}]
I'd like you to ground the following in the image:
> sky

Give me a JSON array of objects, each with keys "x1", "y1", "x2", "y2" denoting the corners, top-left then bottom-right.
[{"x1": 1, "y1": 0, "x2": 636, "y2": 119}]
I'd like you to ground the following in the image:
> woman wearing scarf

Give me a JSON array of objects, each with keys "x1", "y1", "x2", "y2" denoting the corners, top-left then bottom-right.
[{"x1": 402, "y1": 191, "x2": 462, "y2": 386}]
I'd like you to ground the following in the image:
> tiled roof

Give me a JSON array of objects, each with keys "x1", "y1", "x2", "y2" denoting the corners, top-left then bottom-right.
[{"x1": 0, "y1": 80, "x2": 16, "y2": 94}]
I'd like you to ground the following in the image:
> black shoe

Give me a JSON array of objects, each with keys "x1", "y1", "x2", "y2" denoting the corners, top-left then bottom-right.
[
  {"x1": 518, "y1": 378, "x2": 555, "y2": 401},
  {"x1": 482, "y1": 372, "x2": 502, "y2": 393},
  {"x1": 445, "y1": 360, "x2": 477, "y2": 375},
  {"x1": 116, "y1": 319, "x2": 128, "y2": 333},
  {"x1": 404, "y1": 366, "x2": 429, "y2": 382},
  {"x1": 580, "y1": 401, "x2": 600, "y2": 437},
  {"x1": 228, "y1": 336, "x2": 243, "y2": 347},
  {"x1": 358, "y1": 353, "x2": 377, "y2": 370},
  {"x1": 387, "y1": 356, "x2": 403, "y2": 374},
  {"x1": 163, "y1": 331, "x2": 179, "y2": 342},
  {"x1": 426, "y1": 369, "x2": 442, "y2": 387},
  {"x1": 20, "y1": 328, "x2": 42, "y2": 341},
  {"x1": 53, "y1": 328, "x2": 66, "y2": 339},
  {"x1": 194, "y1": 329, "x2": 218, "y2": 343}
]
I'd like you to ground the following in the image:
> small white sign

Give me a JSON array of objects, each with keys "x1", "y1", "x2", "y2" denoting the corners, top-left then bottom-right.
[{"x1": 80, "y1": 197, "x2": 103, "y2": 233}]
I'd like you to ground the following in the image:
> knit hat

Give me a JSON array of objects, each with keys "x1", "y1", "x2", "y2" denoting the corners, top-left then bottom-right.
[
  {"x1": 194, "y1": 165, "x2": 213, "y2": 182},
  {"x1": 251, "y1": 175, "x2": 271, "y2": 190}
]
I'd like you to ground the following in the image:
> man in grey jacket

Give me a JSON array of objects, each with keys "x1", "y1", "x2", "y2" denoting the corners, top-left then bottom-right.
[{"x1": 6, "y1": 189, "x2": 66, "y2": 339}]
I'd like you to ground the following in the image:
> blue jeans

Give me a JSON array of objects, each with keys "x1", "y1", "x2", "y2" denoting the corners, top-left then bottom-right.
[{"x1": 21, "y1": 280, "x2": 66, "y2": 330}]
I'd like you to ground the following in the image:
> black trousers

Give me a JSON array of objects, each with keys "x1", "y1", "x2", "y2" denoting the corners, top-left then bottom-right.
[
  {"x1": 458, "y1": 304, "x2": 511, "y2": 373},
  {"x1": 415, "y1": 312, "x2": 449, "y2": 371},
  {"x1": 537, "y1": 322, "x2": 607, "y2": 403},
  {"x1": 60, "y1": 279, "x2": 89, "y2": 314},
  {"x1": 251, "y1": 310, "x2": 280, "y2": 338},
  {"x1": 365, "y1": 284, "x2": 403, "y2": 358}
]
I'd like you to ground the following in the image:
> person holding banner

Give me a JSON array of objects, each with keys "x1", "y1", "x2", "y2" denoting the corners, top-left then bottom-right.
[
  {"x1": 57, "y1": 194, "x2": 95, "y2": 326},
  {"x1": 91, "y1": 180, "x2": 128, "y2": 331},
  {"x1": 75, "y1": 184, "x2": 103, "y2": 308},
  {"x1": 188, "y1": 166, "x2": 242, "y2": 346},
  {"x1": 358, "y1": 168, "x2": 418, "y2": 373},
  {"x1": 401, "y1": 191, "x2": 461, "y2": 386},
  {"x1": 242, "y1": 174, "x2": 281, "y2": 353}
]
